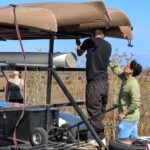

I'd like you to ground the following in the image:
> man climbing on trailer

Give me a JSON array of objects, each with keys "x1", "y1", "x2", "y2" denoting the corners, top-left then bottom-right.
[{"x1": 76, "y1": 29, "x2": 112, "y2": 146}]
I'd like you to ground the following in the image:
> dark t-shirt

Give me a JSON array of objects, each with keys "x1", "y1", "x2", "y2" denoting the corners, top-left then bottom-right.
[
  {"x1": 81, "y1": 38, "x2": 111, "y2": 80},
  {"x1": 8, "y1": 82, "x2": 23, "y2": 100}
]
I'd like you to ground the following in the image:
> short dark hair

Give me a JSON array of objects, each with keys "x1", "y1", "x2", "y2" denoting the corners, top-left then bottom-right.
[
  {"x1": 93, "y1": 29, "x2": 104, "y2": 37},
  {"x1": 130, "y1": 60, "x2": 142, "y2": 77}
]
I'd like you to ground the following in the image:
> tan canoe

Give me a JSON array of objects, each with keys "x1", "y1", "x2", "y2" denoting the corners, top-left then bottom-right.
[{"x1": 0, "y1": 1, "x2": 132, "y2": 40}]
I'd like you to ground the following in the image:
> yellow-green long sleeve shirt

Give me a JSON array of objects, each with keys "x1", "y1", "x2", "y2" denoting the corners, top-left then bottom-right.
[{"x1": 109, "y1": 61, "x2": 141, "y2": 121}]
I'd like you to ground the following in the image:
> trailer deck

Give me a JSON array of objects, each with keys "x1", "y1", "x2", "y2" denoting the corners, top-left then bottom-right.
[{"x1": 0, "y1": 137, "x2": 98, "y2": 150}]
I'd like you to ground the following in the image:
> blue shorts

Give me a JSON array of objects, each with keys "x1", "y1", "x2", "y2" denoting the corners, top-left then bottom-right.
[{"x1": 118, "y1": 120, "x2": 139, "y2": 139}]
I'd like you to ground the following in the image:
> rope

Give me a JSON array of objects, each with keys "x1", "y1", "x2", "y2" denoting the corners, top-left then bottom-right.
[{"x1": 11, "y1": 5, "x2": 27, "y2": 149}]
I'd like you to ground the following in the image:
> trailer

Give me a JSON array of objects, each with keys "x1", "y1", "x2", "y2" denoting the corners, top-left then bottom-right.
[
  {"x1": 0, "y1": 104, "x2": 59, "y2": 145},
  {"x1": 0, "y1": 1, "x2": 133, "y2": 149}
]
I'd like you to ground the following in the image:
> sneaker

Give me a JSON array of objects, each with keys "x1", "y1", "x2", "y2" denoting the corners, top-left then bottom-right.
[
  {"x1": 102, "y1": 138, "x2": 106, "y2": 146},
  {"x1": 88, "y1": 138, "x2": 106, "y2": 147},
  {"x1": 88, "y1": 139, "x2": 98, "y2": 147}
]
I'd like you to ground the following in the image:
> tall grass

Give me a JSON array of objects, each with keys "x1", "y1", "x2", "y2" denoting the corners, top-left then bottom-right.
[
  {"x1": 0, "y1": 51, "x2": 149, "y2": 143},
  {"x1": 0, "y1": 69, "x2": 149, "y2": 141}
]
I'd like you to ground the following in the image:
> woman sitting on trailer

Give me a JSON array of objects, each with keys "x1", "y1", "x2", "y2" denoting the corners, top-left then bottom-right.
[{"x1": 5, "y1": 71, "x2": 24, "y2": 104}]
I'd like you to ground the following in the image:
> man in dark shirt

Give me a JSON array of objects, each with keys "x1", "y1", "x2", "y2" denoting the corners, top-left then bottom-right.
[{"x1": 76, "y1": 29, "x2": 111, "y2": 145}]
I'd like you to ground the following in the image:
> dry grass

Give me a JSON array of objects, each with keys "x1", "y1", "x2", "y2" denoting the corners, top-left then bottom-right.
[{"x1": 0, "y1": 69, "x2": 150, "y2": 143}]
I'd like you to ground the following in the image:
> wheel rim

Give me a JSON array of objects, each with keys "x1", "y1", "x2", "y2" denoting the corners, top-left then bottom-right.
[{"x1": 32, "y1": 132, "x2": 42, "y2": 145}]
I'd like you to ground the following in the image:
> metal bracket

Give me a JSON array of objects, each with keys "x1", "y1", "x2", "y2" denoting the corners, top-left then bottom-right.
[{"x1": 128, "y1": 40, "x2": 133, "y2": 47}]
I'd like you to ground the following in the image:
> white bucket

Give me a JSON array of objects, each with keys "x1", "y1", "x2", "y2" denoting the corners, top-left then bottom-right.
[{"x1": 53, "y1": 52, "x2": 77, "y2": 68}]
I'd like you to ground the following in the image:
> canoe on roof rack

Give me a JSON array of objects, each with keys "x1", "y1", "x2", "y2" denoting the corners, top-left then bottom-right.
[{"x1": 0, "y1": 1, "x2": 132, "y2": 40}]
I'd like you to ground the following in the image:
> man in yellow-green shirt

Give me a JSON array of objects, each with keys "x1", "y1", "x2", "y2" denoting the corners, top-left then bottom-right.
[{"x1": 109, "y1": 60, "x2": 142, "y2": 139}]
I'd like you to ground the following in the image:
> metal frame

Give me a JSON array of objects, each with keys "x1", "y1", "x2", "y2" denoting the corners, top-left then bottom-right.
[
  {"x1": 44, "y1": 34, "x2": 106, "y2": 150},
  {"x1": 0, "y1": 33, "x2": 106, "y2": 149}
]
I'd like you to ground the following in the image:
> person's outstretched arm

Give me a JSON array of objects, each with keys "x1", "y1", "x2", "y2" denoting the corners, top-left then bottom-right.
[{"x1": 109, "y1": 61, "x2": 124, "y2": 79}]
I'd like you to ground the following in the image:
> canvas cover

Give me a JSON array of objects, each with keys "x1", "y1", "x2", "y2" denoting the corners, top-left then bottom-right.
[{"x1": 0, "y1": 1, "x2": 132, "y2": 40}]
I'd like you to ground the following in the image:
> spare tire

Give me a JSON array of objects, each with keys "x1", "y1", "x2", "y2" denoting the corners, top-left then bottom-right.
[{"x1": 109, "y1": 140, "x2": 145, "y2": 150}]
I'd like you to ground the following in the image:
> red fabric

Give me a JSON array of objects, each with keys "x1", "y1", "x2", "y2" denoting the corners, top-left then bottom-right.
[{"x1": 12, "y1": 6, "x2": 27, "y2": 148}]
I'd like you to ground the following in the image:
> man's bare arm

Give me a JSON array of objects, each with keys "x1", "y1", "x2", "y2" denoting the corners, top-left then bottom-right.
[{"x1": 76, "y1": 39, "x2": 85, "y2": 56}]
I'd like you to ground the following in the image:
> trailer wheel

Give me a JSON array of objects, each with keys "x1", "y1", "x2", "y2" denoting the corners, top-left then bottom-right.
[
  {"x1": 109, "y1": 140, "x2": 145, "y2": 150},
  {"x1": 30, "y1": 127, "x2": 48, "y2": 146}
]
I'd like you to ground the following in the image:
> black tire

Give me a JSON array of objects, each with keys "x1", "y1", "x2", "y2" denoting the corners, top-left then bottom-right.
[
  {"x1": 30, "y1": 127, "x2": 48, "y2": 146},
  {"x1": 109, "y1": 140, "x2": 145, "y2": 150},
  {"x1": 61, "y1": 123, "x2": 77, "y2": 143}
]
